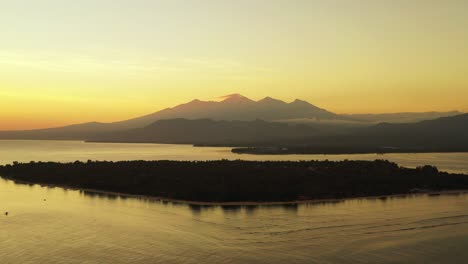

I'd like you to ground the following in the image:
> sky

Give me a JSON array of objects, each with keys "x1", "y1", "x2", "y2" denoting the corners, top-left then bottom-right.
[{"x1": 1, "y1": 0, "x2": 467, "y2": 130}]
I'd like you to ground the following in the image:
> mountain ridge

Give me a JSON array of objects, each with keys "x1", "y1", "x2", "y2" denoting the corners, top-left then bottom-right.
[
  {"x1": 88, "y1": 113, "x2": 468, "y2": 154},
  {"x1": 0, "y1": 94, "x2": 338, "y2": 137},
  {"x1": 0, "y1": 94, "x2": 462, "y2": 141},
  {"x1": 232, "y1": 113, "x2": 468, "y2": 154}
]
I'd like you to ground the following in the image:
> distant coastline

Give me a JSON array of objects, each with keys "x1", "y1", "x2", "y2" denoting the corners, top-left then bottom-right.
[
  {"x1": 230, "y1": 146, "x2": 468, "y2": 155},
  {"x1": 1, "y1": 160, "x2": 468, "y2": 204},
  {"x1": 2, "y1": 138, "x2": 468, "y2": 156},
  {"x1": 2, "y1": 113, "x2": 467, "y2": 156}
]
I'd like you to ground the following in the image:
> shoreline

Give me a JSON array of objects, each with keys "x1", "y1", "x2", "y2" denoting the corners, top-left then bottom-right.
[
  {"x1": 2, "y1": 160, "x2": 467, "y2": 206},
  {"x1": 2, "y1": 139, "x2": 468, "y2": 156},
  {"x1": 4, "y1": 177, "x2": 468, "y2": 206},
  {"x1": 231, "y1": 147, "x2": 468, "y2": 156}
]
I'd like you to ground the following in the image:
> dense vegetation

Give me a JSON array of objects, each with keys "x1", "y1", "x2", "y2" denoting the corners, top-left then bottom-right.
[{"x1": 1, "y1": 160, "x2": 467, "y2": 203}]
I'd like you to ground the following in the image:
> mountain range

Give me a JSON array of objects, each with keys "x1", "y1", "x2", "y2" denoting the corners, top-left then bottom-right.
[
  {"x1": 86, "y1": 113, "x2": 468, "y2": 152},
  {"x1": 0, "y1": 94, "x2": 463, "y2": 143},
  {"x1": 232, "y1": 113, "x2": 468, "y2": 154},
  {"x1": 89, "y1": 119, "x2": 318, "y2": 145},
  {"x1": 106, "y1": 93, "x2": 341, "y2": 129}
]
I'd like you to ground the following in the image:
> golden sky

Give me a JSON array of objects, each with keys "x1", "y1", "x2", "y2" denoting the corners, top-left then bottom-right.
[{"x1": 1, "y1": 0, "x2": 467, "y2": 130}]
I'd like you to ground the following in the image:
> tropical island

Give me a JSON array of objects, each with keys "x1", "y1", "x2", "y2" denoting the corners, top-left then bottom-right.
[{"x1": 1, "y1": 160, "x2": 467, "y2": 204}]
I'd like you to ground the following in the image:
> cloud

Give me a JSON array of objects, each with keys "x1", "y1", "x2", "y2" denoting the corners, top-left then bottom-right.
[{"x1": 0, "y1": 50, "x2": 271, "y2": 77}]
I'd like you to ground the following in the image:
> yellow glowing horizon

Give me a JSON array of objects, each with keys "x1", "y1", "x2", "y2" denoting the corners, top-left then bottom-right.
[{"x1": 1, "y1": 1, "x2": 467, "y2": 130}]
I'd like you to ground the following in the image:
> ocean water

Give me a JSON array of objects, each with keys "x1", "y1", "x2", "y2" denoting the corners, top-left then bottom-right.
[
  {"x1": 1, "y1": 140, "x2": 468, "y2": 263},
  {"x1": 0, "y1": 140, "x2": 467, "y2": 174},
  {"x1": 1, "y1": 179, "x2": 468, "y2": 263}
]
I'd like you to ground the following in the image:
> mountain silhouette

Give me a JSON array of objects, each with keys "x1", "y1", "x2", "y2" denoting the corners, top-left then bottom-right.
[
  {"x1": 0, "y1": 94, "x2": 462, "y2": 141},
  {"x1": 345, "y1": 111, "x2": 462, "y2": 124},
  {"x1": 109, "y1": 94, "x2": 340, "y2": 129},
  {"x1": 89, "y1": 118, "x2": 318, "y2": 145},
  {"x1": 89, "y1": 113, "x2": 468, "y2": 153},
  {"x1": 232, "y1": 113, "x2": 468, "y2": 153},
  {"x1": 358, "y1": 113, "x2": 468, "y2": 148},
  {"x1": 0, "y1": 94, "x2": 340, "y2": 140}
]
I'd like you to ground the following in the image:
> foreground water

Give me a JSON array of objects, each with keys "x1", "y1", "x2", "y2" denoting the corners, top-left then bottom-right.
[
  {"x1": 1, "y1": 178, "x2": 468, "y2": 263},
  {"x1": 0, "y1": 140, "x2": 468, "y2": 174},
  {"x1": 1, "y1": 140, "x2": 468, "y2": 263}
]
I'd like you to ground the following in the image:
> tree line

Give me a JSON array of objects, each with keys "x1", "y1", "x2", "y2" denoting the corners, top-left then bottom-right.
[{"x1": 0, "y1": 160, "x2": 467, "y2": 202}]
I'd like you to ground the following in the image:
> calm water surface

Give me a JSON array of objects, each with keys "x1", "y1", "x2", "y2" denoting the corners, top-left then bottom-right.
[
  {"x1": 1, "y1": 140, "x2": 468, "y2": 263},
  {"x1": 0, "y1": 140, "x2": 467, "y2": 173},
  {"x1": 1, "y1": 179, "x2": 468, "y2": 263}
]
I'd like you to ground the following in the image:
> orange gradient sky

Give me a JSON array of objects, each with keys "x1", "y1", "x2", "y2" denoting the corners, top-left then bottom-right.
[{"x1": 1, "y1": 0, "x2": 467, "y2": 130}]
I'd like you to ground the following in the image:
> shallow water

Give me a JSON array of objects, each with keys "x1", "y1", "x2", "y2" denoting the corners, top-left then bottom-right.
[
  {"x1": 0, "y1": 140, "x2": 467, "y2": 174},
  {"x1": 1, "y1": 140, "x2": 468, "y2": 263},
  {"x1": 1, "y1": 178, "x2": 468, "y2": 263}
]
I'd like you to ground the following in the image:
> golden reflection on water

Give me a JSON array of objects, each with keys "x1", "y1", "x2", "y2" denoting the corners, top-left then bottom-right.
[
  {"x1": 0, "y1": 140, "x2": 468, "y2": 174},
  {"x1": 1, "y1": 178, "x2": 468, "y2": 264}
]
